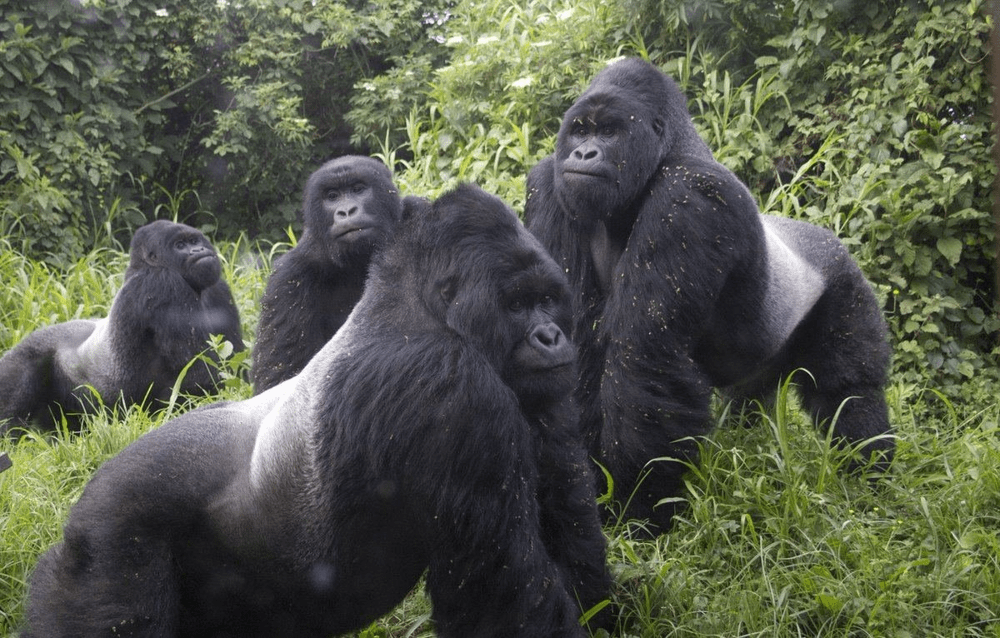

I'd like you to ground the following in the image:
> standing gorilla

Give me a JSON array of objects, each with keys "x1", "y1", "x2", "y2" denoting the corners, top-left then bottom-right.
[
  {"x1": 23, "y1": 184, "x2": 611, "y2": 638},
  {"x1": 0, "y1": 220, "x2": 243, "y2": 435},
  {"x1": 252, "y1": 156, "x2": 412, "y2": 393},
  {"x1": 525, "y1": 57, "x2": 893, "y2": 532}
]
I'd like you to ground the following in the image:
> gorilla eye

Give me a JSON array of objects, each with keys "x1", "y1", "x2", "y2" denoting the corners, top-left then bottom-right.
[
  {"x1": 351, "y1": 183, "x2": 366, "y2": 194},
  {"x1": 325, "y1": 189, "x2": 341, "y2": 201},
  {"x1": 508, "y1": 299, "x2": 526, "y2": 313},
  {"x1": 599, "y1": 124, "x2": 615, "y2": 137},
  {"x1": 174, "y1": 239, "x2": 189, "y2": 250}
]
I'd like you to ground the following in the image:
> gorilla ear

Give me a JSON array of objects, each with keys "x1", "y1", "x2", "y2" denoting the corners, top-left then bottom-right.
[
  {"x1": 439, "y1": 277, "x2": 457, "y2": 305},
  {"x1": 428, "y1": 276, "x2": 457, "y2": 317},
  {"x1": 652, "y1": 117, "x2": 665, "y2": 137}
]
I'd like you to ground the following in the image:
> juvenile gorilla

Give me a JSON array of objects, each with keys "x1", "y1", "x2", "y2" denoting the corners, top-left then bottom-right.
[
  {"x1": 23, "y1": 184, "x2": 611, "y2": 638},
  {"x1": 252, "y1": 156, "x2": 413, "y2": 393},
  {"x1": 525, "y1": 57, "x2": 893, "y2": 531},
  {"x1": 0, "y1": 220, "x2": 243, "y2": 434}
]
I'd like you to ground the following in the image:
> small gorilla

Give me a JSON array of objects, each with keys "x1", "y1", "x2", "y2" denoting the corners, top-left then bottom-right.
[
  {"x1": 0, "y1": 220, "x2": 243, "y2": 435},
  {"x1": 23, "y1": 184, "x2": 612, "y2": 638},
  {"x1": 252, "y1": 155, "x2": 413, "y2": 393},
  {"x1": 525, "y1": 57, "x2": 893, "y2": 532}
]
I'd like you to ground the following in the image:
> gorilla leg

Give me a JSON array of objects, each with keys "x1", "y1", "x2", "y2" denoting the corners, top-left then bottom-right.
[
  {"x1": 598, "y1": 359, "x2": 715, "y2": 533},
  {"x1": 786, "y1": 277, "x2": 893, "y2": 465},
  {"x1": 0, "y1": 321, "x2": 95, "y2": 433},
  {"x1": 426, "y1": 500, "x2": 588, "y2": 638},
  {"x1": 24, "y1": 524, "x2": 179, "y2": 637},
  {"x1": 535, "y1": 414, "x2": 614, "y2": 630}
]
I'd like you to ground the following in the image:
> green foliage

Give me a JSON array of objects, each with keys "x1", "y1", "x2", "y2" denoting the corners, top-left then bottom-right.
[
  {"x1": 4, "y1": 0, "x2": 994, "y2": 385},
  {"x1": 0, "y1": 0, "x2": 160, "y2": 263},
  {"x1": 375, "y1": 0, "x2": 637, "y2": 206},
  {"x1": 749, "y1": 0, "x2": 997, "y2": 388},
  {"x1": 603, "y1": 380, "x2": 1000, "y2": 636},
  {"x1": 0, "y1": 0, "x2": 448, "y2": 258}
]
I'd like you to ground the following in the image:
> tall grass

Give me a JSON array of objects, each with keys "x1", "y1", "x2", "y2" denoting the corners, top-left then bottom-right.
[{"x1": 1, "y1": 242, "x2": 998, "y2": 637}]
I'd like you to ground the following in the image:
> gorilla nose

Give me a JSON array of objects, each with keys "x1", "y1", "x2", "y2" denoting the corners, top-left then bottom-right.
[
  {"x1": 530, "y1": 323, "x2": 564, "y2": 349},
  {"x1": 336, "y1": 206, "x2": 358, "y2": 219}
]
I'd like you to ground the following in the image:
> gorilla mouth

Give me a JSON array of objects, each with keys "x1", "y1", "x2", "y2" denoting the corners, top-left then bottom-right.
[
  {"x1": 532, "y1": 359, "x2": 575, "y2": 375},
  {"x1": 563, "y1": 170, "x2": 605, "y2": 179},
  {"x1": 334, "y1": 225, "x2": 376, "y2": 240}
]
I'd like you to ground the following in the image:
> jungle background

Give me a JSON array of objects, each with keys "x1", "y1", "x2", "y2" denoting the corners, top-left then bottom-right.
[{"x1": 1, "y1": 0, "x2": 999, "y2": 635}]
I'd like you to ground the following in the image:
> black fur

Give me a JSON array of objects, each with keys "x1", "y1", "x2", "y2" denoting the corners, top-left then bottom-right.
[
  {"x1": 525, "y1": 57, "x2": 893, "y2": 532},
  {"x1": 0, "y1": 220, "x2": 243, "y2": 434},
  {"x1": 23, "y1": 184, "x2": 611, "y2": 638},
  {"x1": 252, "y1": 156, "x2": 412, "y2": 392}
]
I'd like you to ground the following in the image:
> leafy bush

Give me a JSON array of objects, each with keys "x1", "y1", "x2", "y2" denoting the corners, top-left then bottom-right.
[
  {"x1": 362, "y1": 0, "x2": 635, "y2": 206},
  {"x1": 0, "y1": 0, "x2": 449, "y2": 260},
  {"x1": 738, "y1": 0, "x2": 996, "y2": 387},
  {"x1": 2, "y1": 0, "x2": 995, "y2": 385}
]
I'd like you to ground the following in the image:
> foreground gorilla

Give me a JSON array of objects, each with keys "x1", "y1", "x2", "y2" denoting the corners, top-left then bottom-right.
[
  {"x1": 525, "y1": 57, "x2": 893, "y2": 532},
  {"x1": 23, "y1": 184, "x2": 612, "y2": 638},
  {"x1": 0, "y1": 220, "x2": 243, "y2": 435},
  {"x1": 252, "y1": 156, "x2": 413, "y2": 393}
]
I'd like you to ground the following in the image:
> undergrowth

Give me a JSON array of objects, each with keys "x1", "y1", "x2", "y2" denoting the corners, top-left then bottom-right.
[{"x1": 1, "y1": 242, "x2": 998, "y2": 637}]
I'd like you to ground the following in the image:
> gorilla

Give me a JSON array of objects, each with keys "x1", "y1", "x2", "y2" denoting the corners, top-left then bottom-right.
[
  {"x1": 0, "y1": 220, "x2": 243, "y2": 435},
  {"x1": 22, "y1": 184, "x2": 612, "y2": 638},
  {"x1": 525, "y1": 57, "x2": 893, "y2": 532},
  {"x1": 252, "y1": 156, "x2": 414, "y2": 393}
]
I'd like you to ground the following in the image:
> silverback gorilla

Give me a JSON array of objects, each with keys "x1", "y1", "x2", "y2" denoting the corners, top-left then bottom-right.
[
  {"x1": 525, "y1": 57, "x2": 893, "y2": 532},
  {"x1": 0, "y1": 220, "x2": 243, "y2": 435},
  {"x1": 252, "y1": 156, "x2": 413, "y2": 393},
  {"x1": 23, "y1": 184, "x2": 612, "y2": 638}
]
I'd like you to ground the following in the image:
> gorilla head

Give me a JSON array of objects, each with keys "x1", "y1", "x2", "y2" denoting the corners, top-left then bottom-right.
[
  {"x1": 553, "y1": 57, "x2": 711, "y2": 219},
  {"x1": 301, "y1": 155, "x2": 403, "y2": 269},
  {"x1": 127, "y1": 219, "x2": 222, "y2": 292},
  {"x1": 377, "y1": 184, "x2": 577, "y2": 409}
]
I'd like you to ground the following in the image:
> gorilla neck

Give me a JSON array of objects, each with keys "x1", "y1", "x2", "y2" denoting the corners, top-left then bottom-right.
[{"x1": 588, "y1": 203, "x2": 639, "y2": 295}]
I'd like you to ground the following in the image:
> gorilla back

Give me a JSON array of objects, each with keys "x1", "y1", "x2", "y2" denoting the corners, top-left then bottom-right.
[
  {"x1": 23, "y1": 184, "x2": 610, "y2": 638},
  {"x1": 0, "y1": 220, "x2": 243, "y2": 435},
  {"x1": 525, "y1": 57, "x2": 893, "y2": 532}
]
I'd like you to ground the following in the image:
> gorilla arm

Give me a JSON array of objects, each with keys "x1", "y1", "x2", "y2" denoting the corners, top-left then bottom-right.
[
  {"x1": 594, "y1": 161, "x2": 768, "y2": 522},
  {"x1": 121, "y1": 269, "x2": 242, "y2": 392},
  {"x1": 251, "y1": 255, "x2": 351, "y2": 392},
  {"x1": 525, "y1": 157, "x2": 601, "y2": 309}
]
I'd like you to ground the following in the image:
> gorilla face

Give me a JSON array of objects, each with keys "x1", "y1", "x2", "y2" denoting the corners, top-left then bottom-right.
[
  {"x1": 174, "y1": 231, "x2": 222, "y2": 292},
  {"x1": 498, "y1": 268, "x2": 577, "y2": 407},
  {"x1": 387, "y1": 185, "x2": 578, "y2": 412},
  {"x1": 553, "y1": 95, "x2": 664, "y2": 223},
  {"x1": 129, "y1": 220, "x2": 222, "y2": 292},
  {"x1": 304, "y1": 157, "x2": 402, "y2": 269},
  {"x1": 441, "y1": 241, "x2": 576, "y2": 408}
]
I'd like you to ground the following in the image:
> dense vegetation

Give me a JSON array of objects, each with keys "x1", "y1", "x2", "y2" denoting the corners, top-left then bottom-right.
[{"x1": 1, "y1": 0, "x2": 997, "y2": 635}]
